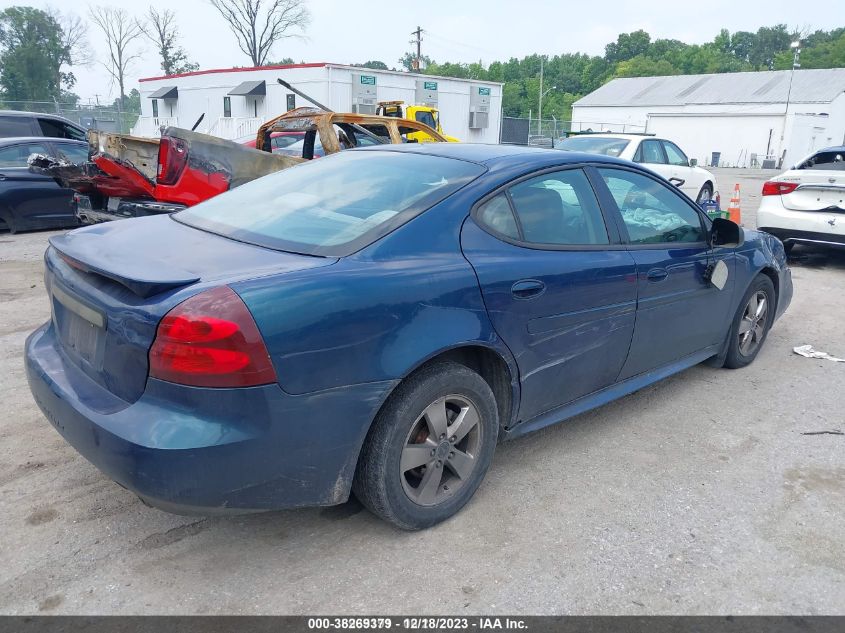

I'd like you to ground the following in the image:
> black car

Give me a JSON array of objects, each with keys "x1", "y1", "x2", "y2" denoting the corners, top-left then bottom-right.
[
  {"x1": 0, "y1": 137, "x2": 88, "y2": 233},
  {"x1": 0, "y1": 111, "x2": 87, "y2": 141}
]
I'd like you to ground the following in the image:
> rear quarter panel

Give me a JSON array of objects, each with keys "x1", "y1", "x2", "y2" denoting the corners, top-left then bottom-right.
[{"x1": 233, "y1": 194, "x2": 518, "y2": 396}]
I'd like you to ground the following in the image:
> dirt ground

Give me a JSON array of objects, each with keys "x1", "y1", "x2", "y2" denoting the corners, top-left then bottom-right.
[{"x1": 1, "y1": 168, "x2": 843, "y2": 614}]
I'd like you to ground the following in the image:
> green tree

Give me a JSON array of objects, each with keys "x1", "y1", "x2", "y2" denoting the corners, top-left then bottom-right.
[
  {"x1": 355, "y1": 60, "x2": 389, "y2": 70},
  {"x1": 0, "y1": 7, "x2": 70, "y2": 103},
  {"x1": 605, "y1": 30, "x2": 651, "y2": 63}
]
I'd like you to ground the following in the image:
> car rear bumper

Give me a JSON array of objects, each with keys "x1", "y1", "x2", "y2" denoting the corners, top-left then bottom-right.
[
  {"x1": 76, "y1": 196, "x2": 187, "y2": 224},
  {"x1": 757, "y1": 198, "x2": 845, "y2": 247},
  {"x1": 25, "y1": 322, "x2": 396, "y2": 513}
]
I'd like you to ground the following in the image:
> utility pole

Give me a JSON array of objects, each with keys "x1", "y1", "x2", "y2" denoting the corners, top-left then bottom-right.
[
  {"x1": 410, "y1": 26, "x2": 423, "y2": 71},
  {"x1": 538, "y1": 56, "x2": 544, "y2": 134},
  {"x1": 778, "y1": 40, "x2": 801, "y2": 167}
]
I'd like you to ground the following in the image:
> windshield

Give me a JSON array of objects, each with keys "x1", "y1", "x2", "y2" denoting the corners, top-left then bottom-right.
[
  {"x1": 175, "y1": 150, "x2": 485, "y2": 256},
  {"x1": 555, "y1": 136, "x2": 630, "y2": 157}
]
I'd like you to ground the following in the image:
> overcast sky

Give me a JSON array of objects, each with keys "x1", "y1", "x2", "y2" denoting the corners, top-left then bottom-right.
[{"x1": 4, "y1": 0, "x2": 845, "y2": 103}]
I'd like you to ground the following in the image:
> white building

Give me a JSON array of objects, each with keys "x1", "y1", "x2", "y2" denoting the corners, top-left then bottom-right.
[
  {"x1": 132, "y1": 62, "x2": 503, "y2": 144},
  {"x1": 571, "y1": 68, "x2": 845, "y2": 168}
]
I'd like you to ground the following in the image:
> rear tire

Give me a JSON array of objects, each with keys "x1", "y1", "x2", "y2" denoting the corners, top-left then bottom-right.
[
  {"x1": 353, "y1": 361, "x2": 498, "y2": 530},
  {"x1": 724, "y1": 275, "x2": 776, "y2": 369}
]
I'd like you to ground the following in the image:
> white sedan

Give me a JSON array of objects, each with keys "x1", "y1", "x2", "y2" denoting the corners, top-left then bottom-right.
[
  {"x1": 757, "y1": 147, "x2": 845, "y2": 253},
  {"x1": 555, "y1": 133, "x2": 718, "y2": 204}
]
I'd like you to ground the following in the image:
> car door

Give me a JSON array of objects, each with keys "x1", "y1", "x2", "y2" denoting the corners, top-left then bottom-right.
[
  {"x1": 634, "y1": 138, "x2": 679, "y2": 186},
  {"x1": 461, "y1": 166, "x2": 638, "y2": 422},
  {"x1": 0, "y1": 141, "x2": 73, "y2": 231},
  {"x1": 595, "y1": 166, "x2": 736, "y2": 379},
  {"x1": 662, "y1": 140, "x2": 701, "y2": 200}
]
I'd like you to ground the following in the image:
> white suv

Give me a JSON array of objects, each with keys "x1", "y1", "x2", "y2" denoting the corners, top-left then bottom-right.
[
  {"x1": 757, "y1": 147, "x2": 845, "y2": 253},
  {"x1": 555, "y1": 133, "x2": 718, "y2": 205}
]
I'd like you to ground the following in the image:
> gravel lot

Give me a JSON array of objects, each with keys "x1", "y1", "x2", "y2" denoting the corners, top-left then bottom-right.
[{"x1": 1, "y1": 168, "x2": 843, "y2": 615}]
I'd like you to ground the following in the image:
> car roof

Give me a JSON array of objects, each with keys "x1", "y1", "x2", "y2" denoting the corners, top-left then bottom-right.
[
  {"x1": 357, "y1": 142, "x2": 636, "y2": 169},
  {"x1": 0, "y1": 110, "x2": 77, "y2": 121},
  {"x1": 0, "y1": 136, "x2": 86, "y2": 146}
]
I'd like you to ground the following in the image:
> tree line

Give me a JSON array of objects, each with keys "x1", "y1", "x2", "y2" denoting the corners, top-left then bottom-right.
[{"x1": 368, "y1": 25, "x2": 845, "y2": 120}]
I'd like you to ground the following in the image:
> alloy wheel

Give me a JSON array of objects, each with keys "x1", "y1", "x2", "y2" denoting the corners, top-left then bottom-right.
[
  {"x1": 738, "y1": 290, "x2": 768, "y2": 355},
  {"x1": 400, "y1": 395, "x2": 482, "y2": 507}
]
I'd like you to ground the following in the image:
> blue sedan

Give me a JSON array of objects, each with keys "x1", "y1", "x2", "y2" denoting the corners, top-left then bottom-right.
[{"x1": 25, "y1": 144, "x2": 792, "y2": 529}]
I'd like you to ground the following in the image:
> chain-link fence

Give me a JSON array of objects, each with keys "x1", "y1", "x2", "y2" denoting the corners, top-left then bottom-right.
[
  {"x1": 502, "y1": 116, "x2": 648, "y2": 145},
  {"x1": 1, "y1": 100, "x2": 140, "y2": 133}
]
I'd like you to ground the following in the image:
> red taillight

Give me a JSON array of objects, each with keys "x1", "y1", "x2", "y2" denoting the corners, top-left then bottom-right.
[
  {"x1": 149, "y1": 286, "x2": 277, "y2": 388},
  {"x1": 762, "y1": 181, "x2": 799, "y2": 196},
  {"x1": 156, "y1": 136, "x2": 188, "y2": 185}
]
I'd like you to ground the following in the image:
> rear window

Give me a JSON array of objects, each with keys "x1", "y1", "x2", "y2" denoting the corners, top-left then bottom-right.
[
  {"x1": 796, "y1": 150, "x2": 845, "y2": 171},
  {"x1": 555, "y1": 136, "x2": 630, "y2": 157},
  {"x1": 175, "y1": 150, "x2": 485, "y2": 256}
]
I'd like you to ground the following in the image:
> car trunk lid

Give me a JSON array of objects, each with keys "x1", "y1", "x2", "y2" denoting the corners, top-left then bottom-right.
[
  {"x1": 45, "y1": 215, "x2": 336, "y2": 403},
  {"x1": 780, "y1": 169, "x2": 845, "y2": 212}
]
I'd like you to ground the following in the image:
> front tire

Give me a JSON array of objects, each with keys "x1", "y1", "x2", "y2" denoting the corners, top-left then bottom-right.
[
  {"x1": 353, "y1": 361, "x2": 498, "y2": 530},
  {"x1": 724, "y1": 275, "x2": 776, "y2": 369},
  {"x1": 696, "y1": 183, "x2": 713, "y2": 205}
]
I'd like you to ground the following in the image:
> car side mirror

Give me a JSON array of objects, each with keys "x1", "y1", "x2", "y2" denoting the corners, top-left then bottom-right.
[
  {"x1": 710, "y1": 217, "x2": 744, "y2": 247},
  {"x1": 689, "y1": 158, "x2": 698, "y2": 167}
]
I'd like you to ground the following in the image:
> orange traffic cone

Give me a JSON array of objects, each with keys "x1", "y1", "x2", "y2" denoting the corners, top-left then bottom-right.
[{"x1": 727, "y1": 184, "x2": 742, "y2": 225}]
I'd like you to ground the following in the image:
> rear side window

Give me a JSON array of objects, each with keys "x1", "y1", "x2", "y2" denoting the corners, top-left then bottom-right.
[
  {"x1": 634, "y1": 140, "x2": 666, "y2": 164},
  {"x1": 507, "y1": 168, "x2": 609, "y2": 245},
  {"x1": 176, "y1": 151, "x2": 485, "y2": 256},
  {"x1": 598, "y1": 168, "x2": 705, "y2": 244},
  {"x1": 0, "y1": 142, "x2": 50, "y2": 167},
  {"x1": 0, "y1": 116, "x2": 34, "y2": 137},
  {"x1": 477, "y1": 194, "x2": 519, "y2": 239},
  {"x1": 796, "y1": 150, "x2": 845, "y2": 170}
]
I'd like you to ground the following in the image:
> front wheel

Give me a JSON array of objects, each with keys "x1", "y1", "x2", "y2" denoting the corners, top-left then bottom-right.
[
  {"x1": 696, "y1": 183, "x2": 713, "y2": 205},
  {"x1": 724, "y1": 275, "x2": 776, "y2": 369},
  {"x1": 353, "y1": 361, "x2": 498, "y2": 530}
]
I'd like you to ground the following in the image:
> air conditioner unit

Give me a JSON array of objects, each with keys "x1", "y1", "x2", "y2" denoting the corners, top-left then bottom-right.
[
  {"x1": 352, "y1": 100, "x2": 376, "y2": 115},
  {"x1": 469, "y1": 111, "x2": 489, "y2": 129}
]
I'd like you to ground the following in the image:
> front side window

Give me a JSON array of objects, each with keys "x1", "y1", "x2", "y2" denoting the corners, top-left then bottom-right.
[
  {"x1": 598, "y1": 168, "x2": 705, "y2": 244},
  {"x1": 0, "y1": 142, "x2": 50, "y2": 167},
  {"x1": 176, "y1": 151, "x2": 485, "y2": 256},
  {"x1": 415, "y1": 110, "x2": 437, "y2": 130},
  {"x1": 506, "y1": 168, "x2": 609, "y2": 245},
  {"x1": 53, "y1": 142, "x2": 89, "y2": 163},
  {"x1": 634, "y1": 139, "x2": 666, "y2": 164},
  {"x1": 37, "y1": 118, "x2": 85, "y2": 140},
  {"x1": 662, "y1": 141, "x2": 689, "y2": 167}
]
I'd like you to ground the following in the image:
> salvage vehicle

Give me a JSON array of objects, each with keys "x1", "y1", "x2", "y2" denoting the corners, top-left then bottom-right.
[
  {"x1": 26, "y1": 144, "x2": 791, "y2": 530},
  {"x1": 0, "y1": 137, "x2": 88, "y2": 233},
  {"x1": 757, "y1": 146, "x2": 845, "y2": 253},
  {"x1": 34, "y1": 108, "x2": 446, "y2": 223},
  {"x1": 376, "y1": 100, "x2": 459, "y2": 142},
  {"x1": 555, "y1": 133, "x2": 718, "y2": 204}
]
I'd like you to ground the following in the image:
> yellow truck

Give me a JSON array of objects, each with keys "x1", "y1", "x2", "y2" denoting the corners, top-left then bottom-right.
[{"x1": 376, "y1": 101, "x2": 459, "y2": 143}]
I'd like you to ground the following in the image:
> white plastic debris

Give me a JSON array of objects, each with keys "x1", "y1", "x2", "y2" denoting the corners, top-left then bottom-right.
[{"x1": 793, "y1": 345, "x2": 845, "y2": 362}]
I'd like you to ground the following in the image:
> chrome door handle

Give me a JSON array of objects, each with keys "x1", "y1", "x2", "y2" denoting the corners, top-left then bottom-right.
[
  {"x1": 511, "y1": 279, "x2": 546, "y2": 299},
  {"x1": 646, "y1": 268, "x2": 669, "y2": 282}
]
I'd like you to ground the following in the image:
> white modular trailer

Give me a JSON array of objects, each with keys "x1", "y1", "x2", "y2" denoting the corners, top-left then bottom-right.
[
  {"x1": 134, "y1": 63, "x2": 503, "y2": 144},
  {"x1": 571, "y1": 69, "x2": 845, "y2": 168}
]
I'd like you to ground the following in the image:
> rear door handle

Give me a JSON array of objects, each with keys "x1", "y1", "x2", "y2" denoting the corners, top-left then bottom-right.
[
  {"x1": 511, "y1": 279, "x2": 545, "y2": 299},
  {"x1": 0, "y1": 174, "x2": 6, "y2": 181},
  {"x1": 646, "y1": 268, "x2": 669, "y2": 282}
]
